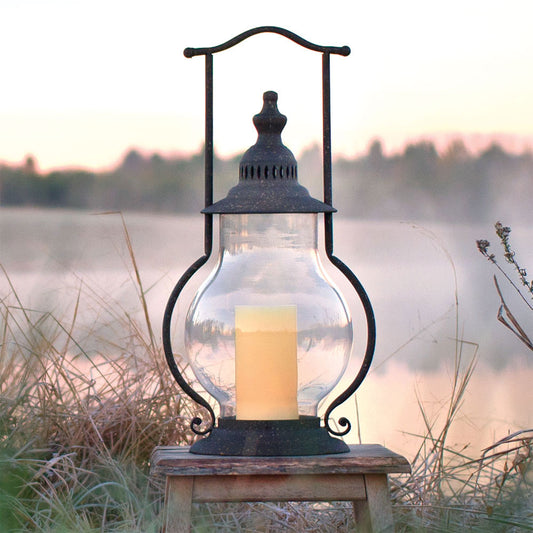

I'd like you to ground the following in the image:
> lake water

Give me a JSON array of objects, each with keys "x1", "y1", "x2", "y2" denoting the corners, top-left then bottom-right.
[{"x1": 1, "y1": 207, "x2": 531, "y2": 458}]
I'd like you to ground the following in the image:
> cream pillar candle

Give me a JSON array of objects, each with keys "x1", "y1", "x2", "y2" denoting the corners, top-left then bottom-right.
[{"x1": 235, "y1": 305, "x2": 298, "y2": 420}]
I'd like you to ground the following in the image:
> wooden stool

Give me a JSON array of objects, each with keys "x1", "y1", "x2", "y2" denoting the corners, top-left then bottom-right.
[{"x1": 151, "y1": 444, "x2": 410, "y2": 532}]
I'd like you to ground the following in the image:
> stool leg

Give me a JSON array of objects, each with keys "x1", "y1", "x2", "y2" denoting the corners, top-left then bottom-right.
[
  {"x1": 164, "y1": 476, "x2": 193, "y2": 533},
  {"x1": 353, "y1": 474, "x2": 394, "y2": 533}
]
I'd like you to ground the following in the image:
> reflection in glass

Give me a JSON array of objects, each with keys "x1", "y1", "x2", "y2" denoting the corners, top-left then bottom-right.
[{"x1": 185, "y1": 213, "x2": 353, "y2": 418}]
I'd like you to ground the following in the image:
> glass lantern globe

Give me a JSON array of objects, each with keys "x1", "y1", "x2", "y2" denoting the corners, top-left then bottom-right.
[{"x1": 184, "y1": 211, "x2": 353, "y2": 420}]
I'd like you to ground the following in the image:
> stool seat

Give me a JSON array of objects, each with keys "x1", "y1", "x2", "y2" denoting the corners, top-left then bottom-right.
[{"x1": 151, "y1": 444, "x2": 410, "y2": 532}]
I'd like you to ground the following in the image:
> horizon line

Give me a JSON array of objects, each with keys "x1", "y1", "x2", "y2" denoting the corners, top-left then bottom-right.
[{"x1": 2, "y1": 131, "x2": 532, "y2": 174}]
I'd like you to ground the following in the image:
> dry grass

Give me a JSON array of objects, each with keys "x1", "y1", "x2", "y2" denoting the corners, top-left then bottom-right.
[
  {"x1": 0, "y1": 286, "x2": 194, "y2": 531},
  {"x1": 0, "y1": 217, "x2": 531, "y2": 531},
  {"x1": 390, "y1": 348, "x2": 532, "y2": 532},
  {"x1": 0, "y1": 217, "x2": 198, "y2": 531}
]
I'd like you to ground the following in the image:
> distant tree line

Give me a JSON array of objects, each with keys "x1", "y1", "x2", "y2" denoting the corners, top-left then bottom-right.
[
  {"x1": 300, "y1": 139, "x2": 532, "y2": 223},
  {"x1": 1, "y1": 139, "x2": 531, "y2": 222}
]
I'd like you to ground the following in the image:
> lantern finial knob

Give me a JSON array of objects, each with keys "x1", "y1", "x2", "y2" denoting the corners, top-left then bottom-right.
[
  {"x1": 238, "y1": 90, "x2": 296, "y2": 183},
  {"x1": 253, "y1": 91, "x2": 287, "y2": 137}
]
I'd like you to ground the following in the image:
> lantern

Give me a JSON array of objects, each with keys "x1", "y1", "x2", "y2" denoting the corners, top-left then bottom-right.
[{"x1": 163, "y1": 28, "x2": 375, "y2": 456}]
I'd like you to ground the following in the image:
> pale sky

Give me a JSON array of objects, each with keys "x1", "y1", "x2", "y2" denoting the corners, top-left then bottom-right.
[{"x1": 1, "y1": 0, "x2": 533, "y2": 170}]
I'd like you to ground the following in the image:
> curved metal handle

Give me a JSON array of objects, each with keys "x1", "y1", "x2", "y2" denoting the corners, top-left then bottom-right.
[
  {"x1": 162, "y1": 251, "x2": 216, "y2": 435},
  {"x1": 323, "y1": 219, "x2": 376, "y2": 436},
  {"x1": 184, "y1": 26, "x2": 350, "y2": 58}
]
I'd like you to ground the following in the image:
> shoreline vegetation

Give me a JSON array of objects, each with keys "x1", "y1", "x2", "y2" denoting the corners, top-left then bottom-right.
[
  {"x1": 1, "y1": 138, "x2": 532, "y2": 224},
  {"x1": 1, "y1": 220, "x2": 531, "y2": 531}
]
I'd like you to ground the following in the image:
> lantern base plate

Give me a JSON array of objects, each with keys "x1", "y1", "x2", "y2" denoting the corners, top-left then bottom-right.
[{"x1": 190, "y1": 416, "x2": 349, "y2": 456}]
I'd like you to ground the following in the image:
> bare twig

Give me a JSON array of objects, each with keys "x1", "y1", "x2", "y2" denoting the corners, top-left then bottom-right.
[{"x1": 494, "y1": 277, "x2": 533, "y2": 351}]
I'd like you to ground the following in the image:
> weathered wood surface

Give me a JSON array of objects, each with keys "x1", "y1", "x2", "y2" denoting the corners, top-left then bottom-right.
[
  {"x1": 353, "y1": 474, "x2": 395, "y2": 533},
  {"x1": 164, "y1": 477, "x2": 192, "y2": 533},
  {"x1": 151, "y1": 444, "x2": 410, "y2": 477},
  {"x1": 192, "y1": 473, "x2": 366, "y2": 502},
  {"x1": 154, "y1": 445, "x2": 409, "y2": 532}
]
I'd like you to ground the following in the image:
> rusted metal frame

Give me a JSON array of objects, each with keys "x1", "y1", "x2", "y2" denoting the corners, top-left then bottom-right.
[
  {"x1": 322, "y1": 51, "x2": 376, "y2": 437},
  {"x1": 204, "y1": 52, "x2": 214, "y2": 255},
  {"x1": 164, "y1": 27, "x2": 374, "y2": 440},
  {"x1": 162, "y1": 52, "x2": 216, "y2": 435},
  {"x1": 183, "y1": 26, "x2": 350, "y2": 58}
]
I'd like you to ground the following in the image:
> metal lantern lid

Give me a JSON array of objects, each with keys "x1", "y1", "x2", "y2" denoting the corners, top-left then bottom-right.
[{"x1": 202, "y1": 91, "x2": 336, "y2": 215}]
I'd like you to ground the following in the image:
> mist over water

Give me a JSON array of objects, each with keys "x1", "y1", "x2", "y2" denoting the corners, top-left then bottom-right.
[
  {"x1": 1, "y1": 207, "x2": 531, "y2": 455},
  {"x1": 2, "y1": 207, "x2": 530, "y2": 367}
]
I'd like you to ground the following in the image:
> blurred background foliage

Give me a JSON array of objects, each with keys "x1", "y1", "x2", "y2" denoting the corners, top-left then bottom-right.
[{"x1": 2, "y1": 139, "x2": 531, "y2": 223}]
